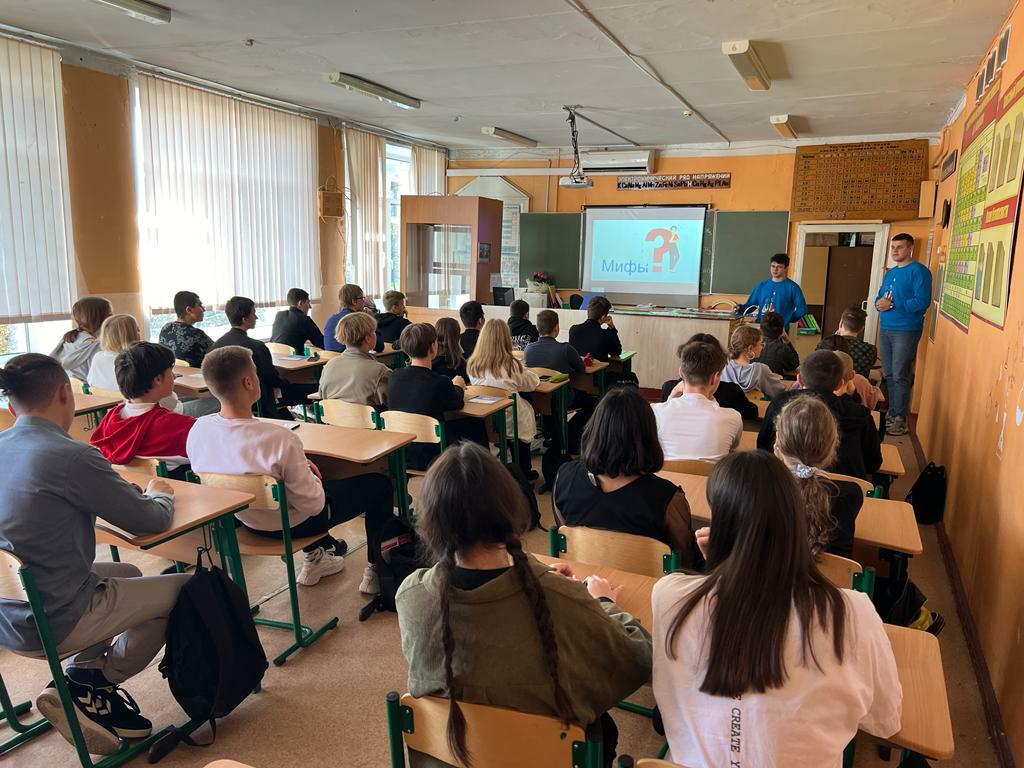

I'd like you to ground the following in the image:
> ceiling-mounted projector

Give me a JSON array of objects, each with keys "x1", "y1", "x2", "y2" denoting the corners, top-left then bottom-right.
[{"x1": 559, "y1": 175, "x2": 594, "y2": 189}]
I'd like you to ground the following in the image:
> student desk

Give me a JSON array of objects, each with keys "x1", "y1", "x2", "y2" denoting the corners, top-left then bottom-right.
[
  {"x1": 743, "y1": 392, "x2": 882, "y2": 429},
  {"x1": 172, "y1": 364, "x2": 210, "y2": 396},
  {"x1": 736, "y1": 430, "x2": 897, "y2": 473},
  {"x1": 273, "y1": 353, "x2": 328, "y2": 386},
  {"x1": 570, "y1": 360, "x2": 610, "y2": 396},
  {"x1": 531, "y1": 555, "x2": 954, "y2": 762},
  {"x1": 448, "y1": 386, "x2": 515, "y2": 464},
  {"x1": 74, "y1": 392, "x2": 122, "y2": 417},
  {"x1": 105, "y1": 469, "x2": 254, "y2": 596},
  {"x1": 372, "y1": 347, "x2": 407, "y2": 369},
  {"x1": 874, "y1": 443, "x2": 906, "y2": 497},
  {"x1": 256, "y1": 418, "x2": 416, "y2": 520},
  {"x1": 609, "y1": 350, "x2": 637, "y2": 375},
  {"x1": 524, "y1": 374, "x2": 572, "y2": 455}
]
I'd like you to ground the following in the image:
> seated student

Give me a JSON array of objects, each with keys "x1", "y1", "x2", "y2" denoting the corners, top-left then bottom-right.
[
  {"x1": 397, "y1": 442, "x2": 652, "y2": 767},
  {"x1": 188, "y1": 346, "x2": 396, "y2": 594},
  {"x1": 323, "y1": 284, "x2": 383, "y2": 353},
  {"x1": 569, "y1": 295, "x2": 622, "y2": 362},
  {"x1": 376, "y1": 290, "x2": 411, "y2": 348},
  {"x1": 555, "y1": 386, "x2": 698, "y2": 560},
  {"x1": 755, "y1": 311, "x2": 799, "y2": 376},
  {"x1": 467, "y1": 319, "x2": 541, "y2": 478},
  {"x1": 0, "y1": 353, "x2": 187, "y2": 754},
  {"x1": 431, "y1": 317, "x2": 468, "y2": 381},
  {"x1": 721, "y1": 324, "x2": 786, "y2": 399},
  {"x1": 652, "y1": 341, "x2": 742, "y2": 461},
  {"x1": 88, "y1": 314, "x2": 181, "y2": 413},
  {"x1": 51, "y1": 296, "x2": 112, "y2": 382},
  {"x1": 837, "y1": 350, "x2": 881, "y2": 410},
  {"x1": 387, "y1": 323, "x2": 486, "y2": 470},
  {"x1": 773, "y1": 394, "x2": 862, "y2": 558},
  {"x1": 212, "y1": 296, "x2": 316, "y2": 419},
  {"x1": 318, "y1": 312, "x2": 390, "y2": 409},
  {"x1": 836, "y1": 305, "x2": 879, "y2": 379},
  {"x1": 758, "y1": 350, "x2": 882, "y2": 480},
  {"x1": 660, "y1": 334, "x2": 758, "y2": 420},
  {"x1": 271, "y1": 287, "x2": 324, "y2": 352},
  {"x1": 158, "y1": 291, "x2": 214, "y2": 369},
  {"x1": 652, "y1": 451, "x2": 901, "y2": 768},
  {"x1": 507, "y1": 299, "x2": 539, "y2": 351},
  {"x1": 525, "y1": 309, "x2": 592, "y2": 453},
  {"x1": 90, "y1": 342, "x2": 196, "y2": 479},
  {"x1": 458, "y1": 300, "x2": 485, "y2": 357}
]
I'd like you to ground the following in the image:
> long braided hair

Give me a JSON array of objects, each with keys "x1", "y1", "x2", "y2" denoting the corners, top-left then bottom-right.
[{"x1": 416, "y1": 442, "x2": 575, "y2": 766}]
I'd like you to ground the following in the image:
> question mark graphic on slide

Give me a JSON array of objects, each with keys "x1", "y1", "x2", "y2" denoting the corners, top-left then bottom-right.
[{"x1": 646, "y1": 228, "x2": 672, "y2": 272}]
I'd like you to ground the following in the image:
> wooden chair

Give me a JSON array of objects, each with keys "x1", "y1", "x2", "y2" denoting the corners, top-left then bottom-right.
[
  {"x1": 194, "y1": 472, "x2": 339, "y2": 665},
  {"x1": 379, "y1": 411, "x2": 446, "y2": 477},
  {"x1": 745, "y1": 388, "x2": 766, "y2": 402},
  {"x1": 266, "y1": 341, "x2": 296, "y2": 356},
  {"x1": 661, "y1": 459, "x2": 716, "y2": 476},
  {"x1": 827, "y1": 472, "x2": 875, "y2": 494},
  {"x1": 549, "y1": 525, "x2": 678, "y2": 578},
  {"x1": 173, "y1": 358, "x2": 191, "y2": 368},
  {"x1": 70, "y1": 377, "x2": 88, "y2": 394},
  {"x1": 816, "y1": 552, "x2": 865, "y2": 589},
  {"x1": 385, "y1": 691, "x2": 605, "y2": 768},
  {"x1": 84, "y1": 385, "x2": 122, "y2": 400},
  {"x1": 306, "y1": 346, "x2": 340, "y2": 360},
  {"x1": 317, "y1": 399, "x2": 381, "y2": 430},
  {"x1": 0, "y1": 550, "x2": 203, "y2": 765}
]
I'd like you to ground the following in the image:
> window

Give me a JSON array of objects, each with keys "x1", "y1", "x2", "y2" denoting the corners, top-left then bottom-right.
[
  {"x1": 133, "y1": 75, "x2": 319, "y2": 335},
  {"x1": 0, "y1": 38, "x2": 76, "y2": 325},
  {"x1": 385, "y1": 144, "x2": 412, "y2": 291}
]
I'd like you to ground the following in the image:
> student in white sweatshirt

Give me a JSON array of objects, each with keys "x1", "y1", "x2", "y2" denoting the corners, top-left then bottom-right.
[
  {"x1": 652, "y1": 450, "x2": 901, "y2": 768},
  {"x1": 720, "y1": 324, "x2": 786, "y2": 399}
]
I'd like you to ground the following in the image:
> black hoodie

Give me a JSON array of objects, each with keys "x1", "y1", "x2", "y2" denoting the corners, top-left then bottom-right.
[
  {"x1": 757, "y1": 389, "x2": 882, "y2": 479},
  {"x1": 507, "y1": 317, "x2": 539, "y2": 351},
  {"x1": 376, "y1": 312, "x2": 410, "y2": 348}
]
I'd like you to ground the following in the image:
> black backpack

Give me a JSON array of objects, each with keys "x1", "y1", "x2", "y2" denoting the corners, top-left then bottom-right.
[
  {"x1": 149, "y1": 551, "x2": 268, "y2": 761},
  {"x1": 905, "y1": 462, "x2": 947, "y2": 524},
  {"x1": 504, "y1": 461, "x2": 542, "y2": 530},
  {"x1": 359, "y1": 515, "x2": 428, "y2": 621}
]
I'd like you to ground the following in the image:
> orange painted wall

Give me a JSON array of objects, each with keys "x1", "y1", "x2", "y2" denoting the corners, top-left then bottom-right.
[{"x1": 916, "y1": 3, "x2": 1024, "y2": 760}]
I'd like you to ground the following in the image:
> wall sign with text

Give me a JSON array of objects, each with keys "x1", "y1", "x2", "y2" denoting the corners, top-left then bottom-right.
[{"x1": 616, "y1": 173, "x2": 731, "y2": 190}]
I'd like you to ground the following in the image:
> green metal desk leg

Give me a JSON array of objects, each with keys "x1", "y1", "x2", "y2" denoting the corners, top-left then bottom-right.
[
  {"x1": 595, "y1": 369, "x2": 607, "y2": 396},
  {"x1": 557, "y1": 387, "x2": 569, "y2": 456},
  {"x1": 494, "y1": 412, "x2": 508, "y2": 465}
]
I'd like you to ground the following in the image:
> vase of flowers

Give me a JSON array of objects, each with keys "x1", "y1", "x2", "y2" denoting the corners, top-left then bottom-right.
[{"x1": 526, "y1": 271, "x2": 553, "y2": 293}]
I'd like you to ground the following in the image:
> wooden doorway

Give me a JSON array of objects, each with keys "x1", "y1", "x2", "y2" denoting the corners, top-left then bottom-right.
[{"x1": 823, "y1": 246, "x2": 874, "y2": 334}]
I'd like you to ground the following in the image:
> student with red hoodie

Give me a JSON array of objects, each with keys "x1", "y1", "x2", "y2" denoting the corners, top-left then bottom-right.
[{"x1": 91, "y1": 342, "x2": 195, "y2": 479}]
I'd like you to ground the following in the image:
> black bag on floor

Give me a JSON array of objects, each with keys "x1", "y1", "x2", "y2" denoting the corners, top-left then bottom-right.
[
  {"x1": 359, "y1": 515, "x2": 427, "y2": 620},
  {"x1": 149, "y1": 550, "x2": 268, "y2": 762},
  {"x1": 905, "y1": 462, "x2": 947, "y2": 524},
  {"x1": 505, "y1": 461, "x2": 541, "y2": 530},
  {"x1": 541, "y1": 447, "x2": 572, "y2": 494}
]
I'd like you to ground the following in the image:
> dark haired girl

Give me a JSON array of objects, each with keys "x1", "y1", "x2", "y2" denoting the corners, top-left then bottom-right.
[{"x1": 397, "y1": 442, "x2": 651, "y2": 767}]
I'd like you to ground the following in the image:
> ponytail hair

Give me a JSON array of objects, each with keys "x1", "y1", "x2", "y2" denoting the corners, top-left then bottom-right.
[
  {"x1": 416, "y1": 442, "x2": 574, "y2": 766},
  {"x1": 774, "y1": 395, "x2": 841, "y2": 554},
  {"x1": 728, "y1": 324, "x2": 761, "y2": 359},
  {"x1": 0, "y1": 353, "x2": 69, "y2": 412},
  {"x1": 62, "y1": 297, "x2": 112, "y2": 344}
]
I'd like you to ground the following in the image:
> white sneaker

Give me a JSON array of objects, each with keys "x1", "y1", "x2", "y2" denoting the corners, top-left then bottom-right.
[
  {"x1": 359, "y1": 564, "x2": 380, "y2": 594},
  {"x1": 296, "y1": 547, "x2": 345, "y2": 586}
]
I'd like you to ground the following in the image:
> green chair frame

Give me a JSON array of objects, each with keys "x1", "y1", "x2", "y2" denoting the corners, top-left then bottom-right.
[{"x1": 0, "y1": 553, "x2": 202, "y2": 765}]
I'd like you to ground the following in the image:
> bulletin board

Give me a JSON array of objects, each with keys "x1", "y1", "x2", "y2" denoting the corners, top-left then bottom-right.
[{"x1": 790, "y1": 139, "x2": 929, "y2": 221}]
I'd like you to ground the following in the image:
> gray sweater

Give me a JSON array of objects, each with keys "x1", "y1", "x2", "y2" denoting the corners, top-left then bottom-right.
[
  {"x1": 51, "y1": 331, "x2": 100, "y2": 383},
  {"x1": 0, "y1": 417, "x2": 174, "y2": 651}
]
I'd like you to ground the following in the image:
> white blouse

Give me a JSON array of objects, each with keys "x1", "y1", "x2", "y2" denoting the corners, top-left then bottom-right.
[{"x1": 469, "y1": 362, "x2": 541, "y2": 443}]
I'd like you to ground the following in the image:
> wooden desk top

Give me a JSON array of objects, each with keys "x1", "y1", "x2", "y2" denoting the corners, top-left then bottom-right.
[
  {"x1": 584, "y1": 360, "x2": 609, "y2": 375},
  {"x1": 879, "y1": 443, "x2": 906, "y2": 476},
  {"x1": 657, "y1": 471, "x2": 922, "y2": 556},
  {"x1": 531, "y1": 375, "x2": 571, "y2": 395},
  {"x1": 883, "y1": 624, "x2": 954, "y2": 759},
  {"x1": 74, "y1": 393, "x2": 121, "y2": 415},
  {"x1": 612, "y1": 350, "x2": 637, "y2": 363},
  {"x1": 533, "y1": 554, "x2": 951, "y2": 759},
  {"x1": 255, "y1": 418, "x2": 414, "y2": 463},
  {"x1": 110, "y1": 469, "x2": 254, "y2": 549},
  {"x1": 173, "y1": 365, "x2": 209, "y2": 394},
  {"x1": 448, "y1": 386, "x2": 513, "y2": 420},
  {"x1": 272, "y1": 354, "x2": 328, "y2": 371},
  {"x1": 373, "y1": 348, "x2": 405, "y2": 361}
]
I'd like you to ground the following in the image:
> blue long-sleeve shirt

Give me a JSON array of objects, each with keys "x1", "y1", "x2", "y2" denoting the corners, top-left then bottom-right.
[
  {"x1": 875, "y1": 261, "x2": 932, "y2": 331},
  {"x1": 323, "y1": 307, "x2": 384, "y2": 353},
  {"x1": 737, "y1": 278, "x2": 808, "y2": 326}
]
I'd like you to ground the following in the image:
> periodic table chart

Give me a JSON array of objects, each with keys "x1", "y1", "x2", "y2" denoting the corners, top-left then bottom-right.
[{"x1": 790, "y1": 140, "x2": 929, "y2": 222}]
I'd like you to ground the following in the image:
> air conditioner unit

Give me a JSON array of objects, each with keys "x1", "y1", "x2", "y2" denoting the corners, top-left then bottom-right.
[{"x1": 579, "y1": 150, "x2": 656, "y2": 175}]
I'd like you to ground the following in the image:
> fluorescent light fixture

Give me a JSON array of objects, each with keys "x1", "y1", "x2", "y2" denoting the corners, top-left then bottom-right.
[
  {"x1": 91, "y1": 0, "x2": 172, "y2": 24},
  {"x1": 481, "y1": 126, "x2": 538, "y2": 148},
  {"x1": 770, "y1": 114, "x2": 797, "y2": 139},
  {"x1": 327, "y1": 73, "x2": 420, "y2": 110},
  {"x1": 722, "y1": 40, "x2": 771, "y2": 91}
]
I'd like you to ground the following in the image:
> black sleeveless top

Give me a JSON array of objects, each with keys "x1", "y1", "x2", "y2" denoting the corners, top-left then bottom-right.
[{"x1": 553, "y1": 460, "x2": 680, "y2": 548}]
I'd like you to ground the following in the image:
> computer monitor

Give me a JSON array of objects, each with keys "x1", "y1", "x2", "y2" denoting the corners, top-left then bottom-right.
[{"x1": 492, "y1": 287, "x2": 516, "y2": 306}]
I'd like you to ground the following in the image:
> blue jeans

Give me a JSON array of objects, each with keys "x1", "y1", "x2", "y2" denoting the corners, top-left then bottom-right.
[{"x1": 879, "y1": 328, "x2": 922, "y2": 420}]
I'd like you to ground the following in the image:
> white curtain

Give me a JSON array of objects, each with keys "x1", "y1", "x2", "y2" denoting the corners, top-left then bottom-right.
[
  {"x1": 135, "y1": 75, "x2": 319, "y2": 311},
  {"x1": 411, "y1": 145, "x2": 446, "y2": 195},
  {"x1": 344, "y1": 127, "x2": 387, "y2": 296},
  {"x1": 0, "y1": 38, "x2": 75, "y2": 323}
]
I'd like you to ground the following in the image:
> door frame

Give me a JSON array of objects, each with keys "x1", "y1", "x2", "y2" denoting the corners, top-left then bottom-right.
[{"x1": 792, "y1": 223, "x2": 891, "y2": 342}]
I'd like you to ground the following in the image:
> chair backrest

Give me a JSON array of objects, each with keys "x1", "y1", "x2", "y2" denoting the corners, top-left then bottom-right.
[
  {"x1": 0, "y1": 550, "x2": 27, "y2": 602},
  {"x1": 815, "y1": 552, "x2": 863, "y2": 589},
  {"x1": 397, "y1": 693, "x2": 593, "y2": 768},
  {"x1": 661, "y1": 459, "x2": 716, "y2": 476},
  {"x1": 318, "y1": 399, "x2": 380, "y2": 430},
  {"x1": 380, "y1": 411, "x2": 444, "y2": 445},
  {"x1": 266, "y1": 341, "x2": 296, "y2": 356},
  {"x1": 194, "y1": 472, "x2": 281, "y2": 512},
  {"x1": 554, "y1": 525, "x2": 673, "y2": 578},
  {"x1": 70, "y1": 377, "x2": 88, "y2": 394},
  {"x1": 636, "y1": 759, "x2": 690, "y2": 768},
  {"x1": 174, "y1": 358, "x2": 191, "y2": 368},
  {"x1": 745, "y1": 389, "x2": 765, "y2": 402},
  {"x1": 87, "y1": 385, "x2": 122, "y2": 400},
  {"x1": 826, "y1": 472, "x2": 874, "y2": 494},
  {"x1": 307, "y1": 347, "x2": 340, "y2": 360},
  {"x1": 112, "y1": 457, "x2": 168, "y2": 477},
  {"x1": 470, "y1": 384, "x2": 511, "y2": 399}
]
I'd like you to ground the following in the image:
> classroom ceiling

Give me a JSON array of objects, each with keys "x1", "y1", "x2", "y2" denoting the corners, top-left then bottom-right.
[{"x1": 0, "y1": 0, "x2": 1013, "y2": 150}]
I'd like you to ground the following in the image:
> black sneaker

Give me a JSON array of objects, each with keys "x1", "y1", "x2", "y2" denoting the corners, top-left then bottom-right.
[
  {"x1": 329, "y1": 537, "x2": 348, "y2": 557},
  {"x1": 925, "y1": 611, "x2": 946, "y2": 636}
]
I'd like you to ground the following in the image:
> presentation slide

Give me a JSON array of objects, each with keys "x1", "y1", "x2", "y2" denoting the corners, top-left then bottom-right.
[{"x1": 581, "y1": 205, "x2": 706, "y2": 307}]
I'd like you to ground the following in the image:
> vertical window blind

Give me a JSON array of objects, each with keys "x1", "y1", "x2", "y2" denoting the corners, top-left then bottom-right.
[
  {"x1": 0, "y1": 37, "x2": 75, "y2": 323},
  {"x1": 135, "y1": 75, "x2": 319, "y2": 311},
  {"x1": 410, "y1": 145, "x2": 446, "y2": 196}
]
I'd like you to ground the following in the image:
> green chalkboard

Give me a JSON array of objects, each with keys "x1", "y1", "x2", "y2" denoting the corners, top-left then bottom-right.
[
  {"x1": 708, "y1": 211, "x2": 790, "y2": 294},
  {"x1": 518, "y1": 213, "x2": 582, "y2": 288}
]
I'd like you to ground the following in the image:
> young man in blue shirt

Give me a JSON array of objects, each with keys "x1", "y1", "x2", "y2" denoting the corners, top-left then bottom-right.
[
  {"x1": 875, "y1": 232, "x2": 932, "y2": 436},
  {"x1": 737, "y1": 253, "x2": 809, "y2": 330}
]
